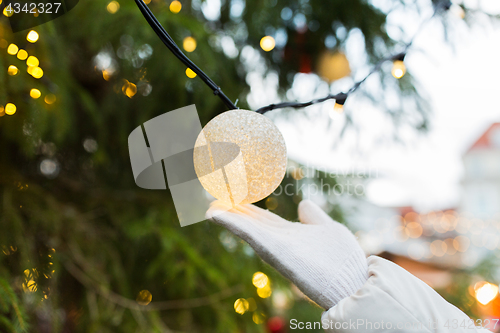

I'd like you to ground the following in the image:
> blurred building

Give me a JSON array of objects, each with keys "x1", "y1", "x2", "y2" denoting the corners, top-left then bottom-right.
[
  {"x1": 343, "y1": 123, "x2": 500, "y2": 289},
  {"x1": 461, "y1": 123, "x2": 500, "y2": 219}
]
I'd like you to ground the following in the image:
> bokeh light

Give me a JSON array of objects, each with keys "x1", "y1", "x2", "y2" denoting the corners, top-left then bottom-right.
[
  {"x1": 233, "y1": 298, "x2": 249, "y2": 315},
  {"x1": 392, "y1": 60, "x2": 406, "y2": 79},
  {"x1": 260, "y1": 36, "x2": 275, "y2": 52},
  {"x1": 26, "y1": 56, "x2": 39, "y2": 67},
  {"x1": 183, "y1": 36, "x2": 197, "y2": 52},
  {"x1": 27, "y1": 30, "x2": 39, "y2": 43},
  {"x1": 7, "y1": 44, "x2": 18, "y2": 55},
  {"x1": 7, "y1": 65, "x2": 19, "y2": 76},
  {"x1": 44, "y1": 94, "x2": 56, "y2": 104},
  {"x1": 185, "y1": 68, "x2": 197, "y2": 78},
  {"x1": 30, "y1": 89, "x2": 41, "y2": 99},
  {"x1": 31, "y1": 67, "x2": 44, "y2": 79},
  {"x1": 169, "y1": 0, "x2": 182, "y2": 13},
  {"x1": 474, "y1": 282, "x2": 499, "y2": 305},
  {"x1": 136, "y1": 290, "x2": 152, "y2": 305},
  {"x1": 252, "y1": 272, "x2": 269, "y2": 288},
  {"x1": 107, "y1": 1, "x2": 120, "y2": 14},
  {"x1": 5, "y1": 103, "x2": 16, "y2": 115},
  {"x1": 17, "y1": 49, "x2": 28, "y2": 60}
]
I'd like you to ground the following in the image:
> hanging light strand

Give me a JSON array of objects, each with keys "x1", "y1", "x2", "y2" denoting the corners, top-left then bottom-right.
[
  {"x1": 134, "y1": 0, "x2": 237, "y2": 110},
  {"x1": 134, "y1": 0, "x2": 453, "y2": 114}
]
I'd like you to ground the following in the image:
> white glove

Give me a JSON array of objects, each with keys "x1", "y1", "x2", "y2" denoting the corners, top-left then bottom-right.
[{"x1": 206, "y1": 200, "x2": 368, "y2": 310}]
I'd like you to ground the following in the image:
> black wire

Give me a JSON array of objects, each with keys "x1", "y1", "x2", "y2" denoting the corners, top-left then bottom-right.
[
  {"x1": 256, "y1": 0, "x2": 453, "y2": 114},
  {"x1": 134, "y1": 0, "x2": 237, "y2": 110},
  {"x1": 135, "y1": 0, "x2": 451, "y2": 114}
]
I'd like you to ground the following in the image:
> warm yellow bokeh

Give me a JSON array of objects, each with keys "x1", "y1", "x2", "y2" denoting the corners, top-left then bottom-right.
[
  {"x1": 317, "y1": 51, "x2": 351, "y2": 82},
  {"x1": 5, "y1": 103, "x2": 16, "y2": 115},
  {"x1": 27, "y1": 30, "x2": 39, "y2": 43},
  {"x1": 260, "y1": 36, "x2": 275, "y2": 52},
  {"x1": 17, "y1": 49, "x2": 28, "y2": 60},
  {"x1": 169, "y1": 0, "x2": 182, "y2": 13},
  {"x1": 7, "y1": 43, "x2": 18, "y2": 55},
  {"x1": 185, "y1": 68, "x2": 197, "y2": 78},
  {"x1": 392, "y1": 60, "x2": 406, "y2": 79},
  {"x1": 44, "y1": 94, "x2": 56, "y2": 104},
  {"x1": 233, "y1": 298, "x2": 249, "y2": 315},
  {"x1": 136, "y1": 290, "x2": 152, "y2": 305},
  {"x1": 7, "y1": 65, "x2": 18, "y2": 76},
  {"x1": 30, "y1": 88, "x2": 41, "y2": 99},
  {"x1": 183, "y1": 36, "x2": 197, "y2": 52},
  {"x1": 26, "y1": 56, "x2": 39, "y2": 67},
  {"x1": 252, "y1": 272, "x2": 269, "y2": 288},
  {"x1": 31, "y1": 67, "x2": 44, "y2": 79},
  {"x1": 107, "y1": 1, "x2": 120, "y2": 14},
  {"x1": 474, "y1": 282, "x2": 499, "y2": 305}
]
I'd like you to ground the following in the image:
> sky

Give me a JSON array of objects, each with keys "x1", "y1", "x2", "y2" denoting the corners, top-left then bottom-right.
[{"x1": 250, "y1": 0, "x2": 500, "y2": 212}]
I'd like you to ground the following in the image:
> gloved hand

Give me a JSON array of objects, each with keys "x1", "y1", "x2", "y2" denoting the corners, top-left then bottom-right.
[{"x1": 206, "y1": 200, "x2": 368, "y2": 310}]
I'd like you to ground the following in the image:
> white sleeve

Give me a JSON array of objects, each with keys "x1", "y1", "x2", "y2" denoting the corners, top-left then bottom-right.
[{"x1": 321, "y1": 256, "x2": 493, "y2": 333}]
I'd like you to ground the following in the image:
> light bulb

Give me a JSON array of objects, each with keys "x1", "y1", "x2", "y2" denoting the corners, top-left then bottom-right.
[
  {"x1": 260, "y1": 36, "x2": 275, "y2": 52},
  {"x1": 392, "y1": 60, "x2": 406, "y2": 79},
  {"x1": 183, "y1": 37, "x2": 196, "y2": 52},
  {"x1": 333, "y1": 103, "x2": 344, "y2": 113},
  {"x1": 193, "y1": 110, "x2": 287, "y2": 205}
]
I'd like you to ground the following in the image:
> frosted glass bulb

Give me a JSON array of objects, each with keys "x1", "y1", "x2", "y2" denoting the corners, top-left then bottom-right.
[{"x1": 193, "y1": 110, "x2": 287, "y2": 205}]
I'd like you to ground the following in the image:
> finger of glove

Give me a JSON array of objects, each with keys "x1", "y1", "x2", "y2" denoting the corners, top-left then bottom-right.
[{"x1": 298, "y1": 200, "x2": 332, "y2": 225}]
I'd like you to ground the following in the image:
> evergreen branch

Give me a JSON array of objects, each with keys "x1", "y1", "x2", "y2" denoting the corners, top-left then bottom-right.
[{"x1": 63, "y1": 260, "x2": 244, "y2": 311}]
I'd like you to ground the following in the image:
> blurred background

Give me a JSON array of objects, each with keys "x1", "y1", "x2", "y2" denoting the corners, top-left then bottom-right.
[{"x1": 1, "y1": 0, "x2": 500, "y2": 331}]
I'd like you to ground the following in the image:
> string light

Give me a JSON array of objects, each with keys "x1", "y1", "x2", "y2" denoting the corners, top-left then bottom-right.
[
  {"x1": 182, "y1": 36, "x2": 196, "y2": 52},
  {"x1": 26, "y1": 30, "x2": 39, "y2": 43},
  {"x1": 26, "y1": 56, "x2": 39, "y2": 67},
  {"x1": 5, "y1": 103, "x2": 16, "y2": 115},
  {"x1": 30, "y1": 88, "x2": 41, "y2": 99},
  {"x1": 134, "y1": 0, "x2": 453, "y2": 114},
  {"x1": 260, "y1": 36, "x2": 275, "y2": 52},
  {"x1": 44, "y1": 94, "x2": 56, "y2": 104},
  {"x1": 169, "y1": 0, "x2": 182, "y2": 13},
  {"x1": 7, "y1": 44, "x2": 18, "y2": 55},
  {"x1": 333, "y1": 92, "x2": 347, "y2": 113},
  {"x1": 31, "y1": 67, "x2": 44, "y2": 79},
  {"x1": 391, "y1": 53, "x2": 406, "y2": 79},
  {"x1": 185, "y1": 68, "x2": 197, "y2": 78},
  {"x1": 3, "y1": 6, "x2": 13, "y2": 17},
  {"x1": 107, "y1": 1, "x2": 120, "y2": 14},
  {"x1": 16, "y1": 49, "x2": 28, "y2": 60},
  {"x1": 7, "y1": 65, "x2": 19, "y2": 76}
]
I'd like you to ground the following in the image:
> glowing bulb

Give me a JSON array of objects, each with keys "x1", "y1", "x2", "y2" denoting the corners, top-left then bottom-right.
[
  {"x1": 26, "y1": 56, "x2": 39, "y2": 67},
  {"x1": 3, "y1": 6, "x2": 13, "y2": 17},
  {"x1": 392, "y1": 60, "x2": 406, "y2": 79},
  {"x1": 5, "y1": 103, "x2": 16, "y2": 115},
  {"x1": 7, "y1": 44, "x2": 18, "y2": 55},
  {"x1": 136, "y1": 290, "x2": 152, "y2": 305},
  {"x1": 142, "y1": 0, "x2": 151, "y2": 4},
  {"x1": 169, "y1": 0, "x2": 182, "y2": 13},
  {"x1": 30, "y1": 89, "x2": 41, "y2": 99},
  {"x1": 31, "y1": 67, "x2": 43, "y2": 79},
  {"x1": 474, "y1": 282, "x2": 499, "y2": 305},
  {"x1": 107, "y1": 1, "x2": 120, "y2": 13},
  {"x1": 185, "y1": 68, "x2": 197, "y2": 78},
  {"x1": 44, "y1": 94, "x2": 56, "y2": 104},
  {"x1": 234, "y1": 298, "x2": 249, "y2": 315},
  {"x1": 7, "y1": 65, "x2": 19, "y2": 75},
  {"x1": 26, "y1": 30, "x2": 39, "y2": 43},
  {"x1": 252, "y1": 272, "x2": 269, "y2": 288},
  {"x1": 260, "y1": 36, "x2": 275, "y2": 52},
  {"x1": 183, "y1": 36, "x2": 196, "y2": 52},
  {"x1": 17, "y1": 49, "x2": 28, "y2": 60},
  {"x1": 193, "y1": 110, "x2": 287, "y2": 205}
]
